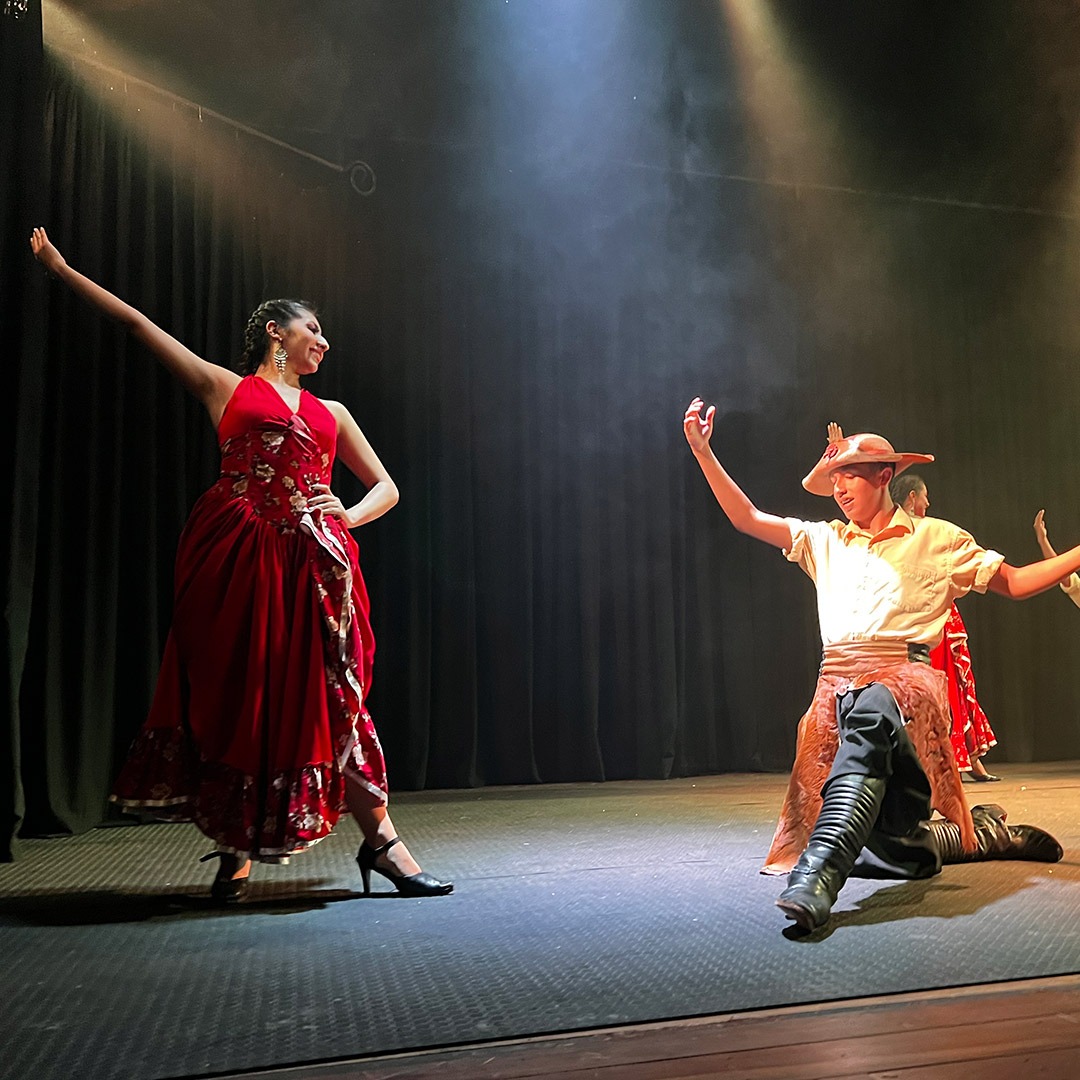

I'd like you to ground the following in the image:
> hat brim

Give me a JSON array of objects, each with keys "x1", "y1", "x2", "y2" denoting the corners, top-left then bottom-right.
[{"x1": 802, "y1": 452, "x2": 934, "y2": 496}]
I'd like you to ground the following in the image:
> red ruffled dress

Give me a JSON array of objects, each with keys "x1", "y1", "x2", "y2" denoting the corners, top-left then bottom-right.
[
  {"x1": 112, "y1": 375, "x2": 388, "y2": 861},
  {"x1": 929, "y1": 603, "x2": 997, "y2": 771}
]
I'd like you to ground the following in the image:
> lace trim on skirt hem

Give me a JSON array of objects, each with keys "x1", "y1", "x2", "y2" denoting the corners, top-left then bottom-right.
[{"x1": 111, "y1": 722, "x2": 386, "y2": 858}]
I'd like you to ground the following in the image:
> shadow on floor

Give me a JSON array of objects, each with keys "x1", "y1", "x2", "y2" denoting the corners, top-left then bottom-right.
[
  {"x1": 780, "y1": 871, "x2": 1064, "y2": 941},
  {"x1": 0, "y1": 882, "x2": 406, "y2": 925}
]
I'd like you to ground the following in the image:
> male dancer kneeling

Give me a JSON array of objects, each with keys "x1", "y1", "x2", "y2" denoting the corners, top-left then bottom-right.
[{"x1": 684, "y1": 402, "x2": 1065, "y2": 931}]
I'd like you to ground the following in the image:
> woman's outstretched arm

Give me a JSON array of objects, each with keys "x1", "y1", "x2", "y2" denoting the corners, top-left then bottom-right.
[
  {"x1": 683, "y1": 397, "x2": 793, "y2": 550},
  {"x1": 31, "y1": 227, "x2": 239, "y2": 423}
]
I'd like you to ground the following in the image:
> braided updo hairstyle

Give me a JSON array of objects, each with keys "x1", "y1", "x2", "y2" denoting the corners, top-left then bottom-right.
[{"x1": 238, "y1": 299, "x2": 317, "y2": 375}]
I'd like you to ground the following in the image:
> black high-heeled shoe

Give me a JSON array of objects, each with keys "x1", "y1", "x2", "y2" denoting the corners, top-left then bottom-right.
[
  {"x1": 200, "y1": 851, "x2": 251, "y2": 904},
  {"x1": 356, "y1": 837, "x2": 453, "y2": 897}
]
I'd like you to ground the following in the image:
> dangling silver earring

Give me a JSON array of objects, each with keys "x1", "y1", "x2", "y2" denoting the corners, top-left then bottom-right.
[{"x1": 273, "y1": 342, "x2": 288, "y2": 375}]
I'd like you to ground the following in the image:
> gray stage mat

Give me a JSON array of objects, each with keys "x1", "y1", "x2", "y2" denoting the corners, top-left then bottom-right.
[{"x1": 3, "y1": 765, "x2": 1080, "y2": 1080}]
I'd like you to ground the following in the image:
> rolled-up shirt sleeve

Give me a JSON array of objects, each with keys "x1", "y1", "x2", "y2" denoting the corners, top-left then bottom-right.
[
  {"x1": 1061, "y1": 573, "x2": 1080, "y2": 610},
  {"x1": 948, "y1": 528, "x2": 1004, "y2": 596},
  {"x1": 783, "y1": 517, "x2": 820, "y2": 581}
]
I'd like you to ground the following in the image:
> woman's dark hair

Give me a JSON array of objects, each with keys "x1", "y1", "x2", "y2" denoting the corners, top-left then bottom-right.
[
  {"x1": 889, "y1": 471, "x2": 926, "y2": 507},
  {"x1": 238, "y1": 299, "x2": 317, "y2": 374}
]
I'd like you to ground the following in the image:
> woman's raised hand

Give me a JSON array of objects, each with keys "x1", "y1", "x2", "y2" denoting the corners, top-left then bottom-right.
[
  {"x1": 827, "y1": 421, "x2": 844, "y2": 444},
  {"x1": 30, "y1": 227, "x2": 66, "y2": 276},
  {"x1": 683, "y1": 397, "x2": 716, "y2": 453}
]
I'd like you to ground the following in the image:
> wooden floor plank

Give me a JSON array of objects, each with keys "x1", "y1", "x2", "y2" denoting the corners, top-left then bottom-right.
[
  {"x1": 868, "y1": 1044, "x2": 1080, "y2": 1079},
  {"x1": 226, "y1": 975, "x2": 1080, "y2": 1079},
  {"x1": 507, "y1": 1008, "x2": 1080, "y2": 1078}
]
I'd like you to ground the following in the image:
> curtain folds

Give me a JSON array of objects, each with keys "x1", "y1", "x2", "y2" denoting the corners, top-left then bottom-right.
[{"x1": 3, "y1": 1, "x2": 47, "y2": 861}]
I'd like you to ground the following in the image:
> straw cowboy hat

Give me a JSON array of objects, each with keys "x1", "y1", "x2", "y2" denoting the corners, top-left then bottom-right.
[{"x1": 802, "y1": 432, "x2": 934, "y2": 496}]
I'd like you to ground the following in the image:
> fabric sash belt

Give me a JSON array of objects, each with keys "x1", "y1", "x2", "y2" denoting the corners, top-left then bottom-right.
[{"x1": 819, "y1": 640, "x2": 931, "y2": 677}]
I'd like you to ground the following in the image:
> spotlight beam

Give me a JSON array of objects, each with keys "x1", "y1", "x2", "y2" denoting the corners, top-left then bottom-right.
[{"x1": 48, "y1": 48, "x2": 366, "y2": 180}]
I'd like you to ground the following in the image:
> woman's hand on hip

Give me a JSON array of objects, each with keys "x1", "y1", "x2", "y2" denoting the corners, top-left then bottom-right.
[{"x1": 309, "y1": 483, "x2": 351, "y2": 525}]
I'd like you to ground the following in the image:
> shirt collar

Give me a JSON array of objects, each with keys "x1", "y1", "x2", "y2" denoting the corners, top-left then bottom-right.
[{"x1": 840, "y1": 504, "x2": 915, "y2": 546}]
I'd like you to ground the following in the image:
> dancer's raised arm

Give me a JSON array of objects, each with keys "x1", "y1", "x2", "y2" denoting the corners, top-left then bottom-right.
[
  {"x1": 683, "y1": 397, "x2": 793, "y2": 550},
  {"x1": 1032, "y1": 509, "x2": 1080, "y2": 601},
  {"x1": 30, "y1": 227, "x2": 239, "y2": 423}
]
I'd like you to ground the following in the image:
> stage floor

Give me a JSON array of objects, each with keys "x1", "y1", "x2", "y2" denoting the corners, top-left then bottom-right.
[{"x1": 3, "y1": 764, "x2": 1080, "y2": 1080}]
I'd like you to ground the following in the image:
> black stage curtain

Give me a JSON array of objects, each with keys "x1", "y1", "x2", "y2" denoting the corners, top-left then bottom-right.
[
  {"x1": 2, "y1": 1, "x2": 47, "y2": 862},
  {"x1": 7, "y1": 4, "x2": 1080, "y2": 858}
]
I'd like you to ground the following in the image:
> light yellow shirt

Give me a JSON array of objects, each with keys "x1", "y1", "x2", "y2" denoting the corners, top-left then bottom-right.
[{"x1": 784, "y1": 507, "x2": 1004, "y2": 648}]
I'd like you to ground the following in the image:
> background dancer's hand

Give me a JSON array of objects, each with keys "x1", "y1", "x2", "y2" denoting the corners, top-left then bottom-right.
[
  {"x1": 30, "y1": 227, "x2": 66, "y2": 276},
  {"x1": 683, "y1": 397, "x2": 716, "y2": 453},
  {"x1": 1034, "y1": 509, "x2": 1058, "y2": 559},
  {"x1": 1032, "y1": 509, "x2": 1078, "y2": 587},
  {"x1": 827, "y1": 421, "x2": 844, "y2": 444}
]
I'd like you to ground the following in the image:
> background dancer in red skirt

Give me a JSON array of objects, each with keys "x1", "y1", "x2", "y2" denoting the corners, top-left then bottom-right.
[{"x1": 889, "y1": 472, "x2": 1001, "y2": 782}]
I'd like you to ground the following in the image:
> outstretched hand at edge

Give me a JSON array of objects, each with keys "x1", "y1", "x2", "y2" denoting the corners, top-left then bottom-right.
[
  {"x1": 1034, "y1": 509, "x2": 1047, "y2": 543},
  {"x1": 1032, "y1": 510, "x2": 1071, "y2": 585},
  {"x1": 30, "y1": 227, "x2": 66, "y2": 276},
  {"x1": 683, "y1": 397, "x2": 716, "y2": 453},
  {"x1": 1034, "y1": 508, "x2": 1058, "y2": 560}
]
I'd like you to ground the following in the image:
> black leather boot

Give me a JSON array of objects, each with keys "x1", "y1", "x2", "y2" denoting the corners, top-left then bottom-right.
[
  {"x1": 927, "y1": 803, "x2": 1063, "y2": 863},
  {"x1": 776, "y1": 774, "x2": 887, "y2": 931}
]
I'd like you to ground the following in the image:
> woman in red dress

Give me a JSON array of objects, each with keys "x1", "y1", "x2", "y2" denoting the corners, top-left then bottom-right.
[
  {"x1": 30, "y1": 228, "x2": 452, "y2": 902},
  {"x1": 890, "y1": 472, "x2": 1001, "y2": 781}
]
